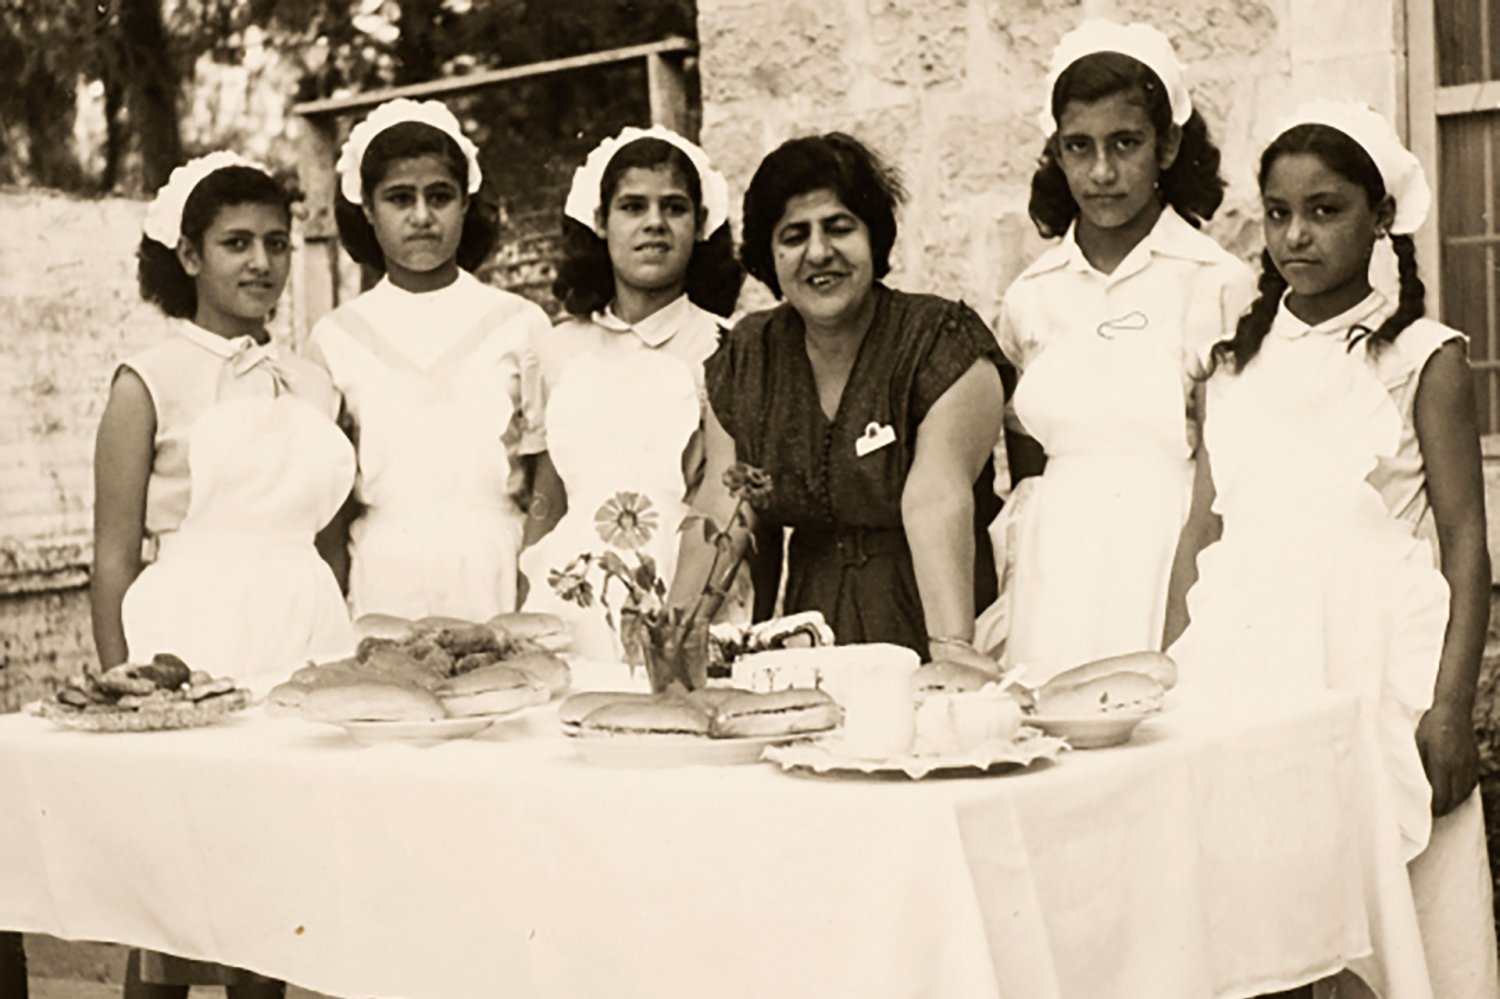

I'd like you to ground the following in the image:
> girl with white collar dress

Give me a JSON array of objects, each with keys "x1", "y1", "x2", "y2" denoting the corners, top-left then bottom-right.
[
  {"x1": 519, "y1": 126, "x2": 744, "y2": 658},
  {"x1": 310, "y1": 99, "x2": 551, "y2": 622},
  {"x1": 974, "y1": 20, "x2": 1254, "y2": 684},
  {"x1": 1172, "y1": 102, "x2": 1496, "y2": 999},
  {"x1": 92, "y1": 153, "x2": 353, "y2": 998}
]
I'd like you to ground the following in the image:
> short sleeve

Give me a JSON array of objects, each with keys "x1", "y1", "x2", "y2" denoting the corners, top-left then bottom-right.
[
  {"x1": 994, "y1": 294, "x2": 1030, "y2": 369},
  {"x1": 705, "y1": 312, "x2": 763, "y2": 446},
  {"x1": 292, "y1": 339, "x2": 343, "y2": 422},
  {"x1": 1185, "y1": 258, "x2": 1257, "y2": 382},
  {"x1": 517, "y1": 338, "x2": 548, "y2": 455},
  {"x1": 909, "y1": 299, "x2": 1004, "y2": 426}
]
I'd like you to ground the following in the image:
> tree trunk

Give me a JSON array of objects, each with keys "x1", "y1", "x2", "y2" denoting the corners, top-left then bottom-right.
[{"x1": 117, "y1": 0, "x2": 182, "y2": 191}]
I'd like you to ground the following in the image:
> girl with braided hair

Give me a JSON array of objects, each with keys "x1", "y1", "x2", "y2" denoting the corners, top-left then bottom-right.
[{"x1": 1171, "y1": 102, "x2": 1496, "y2": 998}]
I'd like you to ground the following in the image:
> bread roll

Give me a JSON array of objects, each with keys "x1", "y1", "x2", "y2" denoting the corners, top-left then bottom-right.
[
  {"x1": 1042, "y1": 651, "x2": 1177, "y2": 694},
  {"x1": 505, "y1": 650, "x2": 571, "y2": 697},
  {"x1": 1037, "y1": 672, "x2": 1164, "y2": 716},
  {"x1": 577, "y1": 699, "x2": 711, "y2": 738},
  {"x1": 708, "y1": 688, "x2": 842, "y2": 738},
  {"x1": 435, "y1": 663, "x2": 549, "y2": 717},
  {"x1": 557, "y1": 691, "x2": 656, "y2": 733},
  {"x1": 300, "y1": 682, "x2": 447, "y2": 723},
  {"x1": 353, "y1": 613, "x2": 417, "y2": 643},
  {"x1": 487, "y1": 612, "x2": 571, "y2": 651},
  {"x1": 913, "y1": 690, "x2": 1023, "y2": 755},
  {"x1": 913, "y1": 660, "x2": 1001, "y2": 696}
]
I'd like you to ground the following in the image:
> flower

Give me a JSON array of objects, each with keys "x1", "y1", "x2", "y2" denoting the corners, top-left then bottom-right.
[
  {"x1": 594, "y1": 492, "x2": 659, "y2": 549},
  {"x1": 722, "y1": 462, "x2": 773, "y2": 509},
  {"x1": 547, "y1": 563, "x2": 594, "y2": 607}
]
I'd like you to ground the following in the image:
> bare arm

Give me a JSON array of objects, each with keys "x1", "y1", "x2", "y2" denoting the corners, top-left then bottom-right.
[
  {"x1": 1164, "y1": 381, "x2": 1222, "y2": 649},
  {"x1": 90, "y1": 369, "x2": 155, "y2": 670},
  {"x1": 1413, "y1": 341, "x2": 1490, "y2": 816},
  {"x1": 902, "y1": 359, "x2": 1005, "y2": 662}
]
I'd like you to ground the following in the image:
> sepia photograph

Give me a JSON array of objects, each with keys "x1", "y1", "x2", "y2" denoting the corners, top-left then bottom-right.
[{"x1": 1, "y1": 0, "x2": 1499, "y2": 996}]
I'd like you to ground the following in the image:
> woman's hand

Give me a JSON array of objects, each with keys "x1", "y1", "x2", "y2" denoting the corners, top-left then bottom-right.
[
  {"x1": 1417, "y1": 702, "x2": 1479, "y2": 816},
  {"x1": 926, "y1": 638, "x2": 1003, "y2": 677}
]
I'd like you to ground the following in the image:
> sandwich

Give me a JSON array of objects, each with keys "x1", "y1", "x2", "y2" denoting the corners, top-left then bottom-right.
[
  {"x1": 503, "y1": 650, "x2": 571, "y2": 698},
  {"x1": 353, "y1": 613, "x2": 418, "y2": 643},
  {"x1": 913, "y1": 660, "x2": 1003, "y2": 697},
  {"x1": 298, "y1": 682, "x2": 447, "y2": 724},
  {"x1": 1034, "y1": 651, "x2": 1177, "y2": 717},
  {"x1": 434, "y1": 663, "x2": 549, "y2": 717},
  {"x1": 575, "y1": 698, "x2": 712, "y2": 738},
  {"x1": 487, "y1": 612, "x2": 571, "y2": 652},
  {"x1": 705, "y1": 688, "x2": 842, "y2": 738},
  {"x1": 558, "y1": 691, "x2": 658, "y2": 735}
]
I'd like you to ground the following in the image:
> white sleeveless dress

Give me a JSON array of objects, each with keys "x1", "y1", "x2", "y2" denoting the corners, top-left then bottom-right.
[
  {"x1": 120, "y1": 324, "x2": 355, "y2": 696},
  {"x1": 1171, "y1": 292, "x2": 1497, "y2": 999}
]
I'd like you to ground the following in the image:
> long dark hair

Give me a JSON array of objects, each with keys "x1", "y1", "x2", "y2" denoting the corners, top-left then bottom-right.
[
  {"x1": 552, "y1": 136, "x2": 744, "y2": 318},
  {"x1": 1029, "y1": 51, "x2": 1225, "y2": 238},
  {"x1": 137, "y1": 165, "x2": 293, "y2": 319},
  {"x1": 334, "y1": 120, "x2": 498, "y2": 274},
  {"x1": 1213, "y1": 123, "x2": 1426, "y2": 372}
]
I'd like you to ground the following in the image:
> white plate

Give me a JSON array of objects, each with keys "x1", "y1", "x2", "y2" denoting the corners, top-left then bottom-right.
[
  {"x1": 568, "y1": 729, "x2": 830, "y2": 767},
  {"x1": 763, "y1": 728, "x2": 1067, "y2": 779},
  {"x1": 1025, "y1": 711, "x2": 1156, "y2": 749},
  {"x1": 339, "y1": 715, "x2": 496, "y2": 747}
]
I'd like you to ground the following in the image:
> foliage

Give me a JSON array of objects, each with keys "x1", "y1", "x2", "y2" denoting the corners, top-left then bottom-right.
[{"x1": 0, "y1": 0, "x2": 697, "y2": 194}]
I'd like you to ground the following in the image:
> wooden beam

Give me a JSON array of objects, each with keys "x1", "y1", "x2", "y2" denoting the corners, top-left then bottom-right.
[
  {"x1": 1404, "y1": 0, "x2": 1441, "y2": 318},
  {"x1": 295, "y1": 114, "x2": 342, "y2": 340},
  {"x1": 647, "y1": 50, "x2": 692, "y2": 138},
  {"x1": 293, "y1": 37, "x2": 697, "y2": 119},
  {"x1": 1434, "y1": 80, "x2": 1500, "y2": 116}
]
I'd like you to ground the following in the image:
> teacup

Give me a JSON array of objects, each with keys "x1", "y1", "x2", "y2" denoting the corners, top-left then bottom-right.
[{"x1": 913, "y1": 687, "x2": 1023, "y2": 756}]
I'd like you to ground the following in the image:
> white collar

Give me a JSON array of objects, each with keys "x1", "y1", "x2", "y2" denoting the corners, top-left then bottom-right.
[
  {"x1": 592, "y1": 293, "x2": 695, "y2": 348},
  {"x1": 1271, "y1": 290, "x2": 1390, "y2": 341},
  {"x1": 1018, "y1": 208, "x2": 1227, "y2": 282},
  {"x1": 176, "y1": 320, "x2": 266, "y2": 358}
]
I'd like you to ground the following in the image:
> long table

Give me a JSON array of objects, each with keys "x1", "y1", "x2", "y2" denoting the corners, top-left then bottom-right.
[{"x1": 0, "y1": 678, "x2": 1432, "y2": 999}]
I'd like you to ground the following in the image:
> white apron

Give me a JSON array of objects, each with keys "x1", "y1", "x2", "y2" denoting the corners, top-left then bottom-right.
[
  {"x1": 122, "y1": 373, "x2": 356, "y2": 695},
  {"x1": 520, "y1": 349, "x2": 701, "y2": 659}
]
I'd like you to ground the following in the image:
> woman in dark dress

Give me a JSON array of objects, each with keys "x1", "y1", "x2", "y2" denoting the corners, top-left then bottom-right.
[{"x1": 669, "y1": 133, "x2": 1004, "y2": 670}]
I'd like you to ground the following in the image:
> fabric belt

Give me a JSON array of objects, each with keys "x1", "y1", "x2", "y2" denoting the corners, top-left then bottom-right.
[{"x1": 791, "y1": 526, "x2": 907, "y2": 567}]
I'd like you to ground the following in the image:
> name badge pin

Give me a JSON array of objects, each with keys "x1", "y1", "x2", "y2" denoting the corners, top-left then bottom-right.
[{"x1": 855, "y1": 421, "x2": 897, "y2": 457}]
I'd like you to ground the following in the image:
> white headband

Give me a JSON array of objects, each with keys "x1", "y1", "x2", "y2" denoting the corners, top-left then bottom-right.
[
  {"x1": 1270, "y1": 100, "x2": 1432, "y2": 235},
  {"x1": 335, "y1": 98, "x2": 482, "y2": 205},
  {"x1": 563, "y1": 125, "x2": 730, "y2": 239},
  {"x1": 1038, "y1": 19, "x2": 1193, "y2": 136},
  {"x1": 142, "y1": 151, "x2": 266, "y2": 247}
]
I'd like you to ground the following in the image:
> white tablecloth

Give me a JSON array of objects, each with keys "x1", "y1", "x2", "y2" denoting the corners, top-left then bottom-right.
[{"x1": 0, "y1": 680, "x2": 1431, "y2": 999}]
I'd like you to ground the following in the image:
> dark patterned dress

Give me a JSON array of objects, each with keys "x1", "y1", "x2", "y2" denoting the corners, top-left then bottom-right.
[{"x1": 705, "y1": 284, "x2": 1002, "y2": 659}]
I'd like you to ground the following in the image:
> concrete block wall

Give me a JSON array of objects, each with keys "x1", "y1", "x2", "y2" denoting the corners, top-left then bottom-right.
[{"x1": 694, "y1": 0, "x2": 1399, "y2": 318}]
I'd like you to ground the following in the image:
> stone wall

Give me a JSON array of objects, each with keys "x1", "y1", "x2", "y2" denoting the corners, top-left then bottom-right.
[{"x1": 696, "y1": 0, "x2": 1400, "y2": 317}]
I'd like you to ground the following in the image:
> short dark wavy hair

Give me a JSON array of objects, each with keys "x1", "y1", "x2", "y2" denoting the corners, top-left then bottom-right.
[
  {"x1": 552, "y1": 136, "x2": 744, "y2": 318},
  {"x1": 137, "y1": 165, "x2": 293, "y2": 319},
  {"x1": 334, "y1": 120, "x2": 498, "y2": 274},
  {"x1": 1029, "y1": 51, "x2": 1226, "y2": 238},
  {"x1": 740, "y1": 132, "x2": 906, "y2": 298}
]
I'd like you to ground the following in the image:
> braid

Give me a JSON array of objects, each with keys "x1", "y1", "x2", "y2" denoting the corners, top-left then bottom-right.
[
  {"x1": 1358, "y1": 233, "x2": 1426, "y2": 351},
  {"x1": 1213, "y1": 250, "x2": 1286, "y2": 373}
]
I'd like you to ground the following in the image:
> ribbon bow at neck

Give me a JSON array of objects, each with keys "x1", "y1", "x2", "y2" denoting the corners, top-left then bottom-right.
[{"x1": 221, "y1": 337, "x2": 291, "y2": 397}]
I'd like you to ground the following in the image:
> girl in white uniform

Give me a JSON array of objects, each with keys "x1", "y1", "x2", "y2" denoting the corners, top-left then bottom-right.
[
  {"x1": 1172, "y1": 102, "x2": 1496, "y2": 999},
  {"x1": 310, "y1": 99, "x2": 550, "y2": 622},
  {"x1": 975, "y1": 20, "x2": 1254, "y2": 683},
  {"x1": 520, "y1": 126, "x2": 743, "y2": 658},
  {"x1": 92, "y1": 154, "x2": 352, "y2": 997}
]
